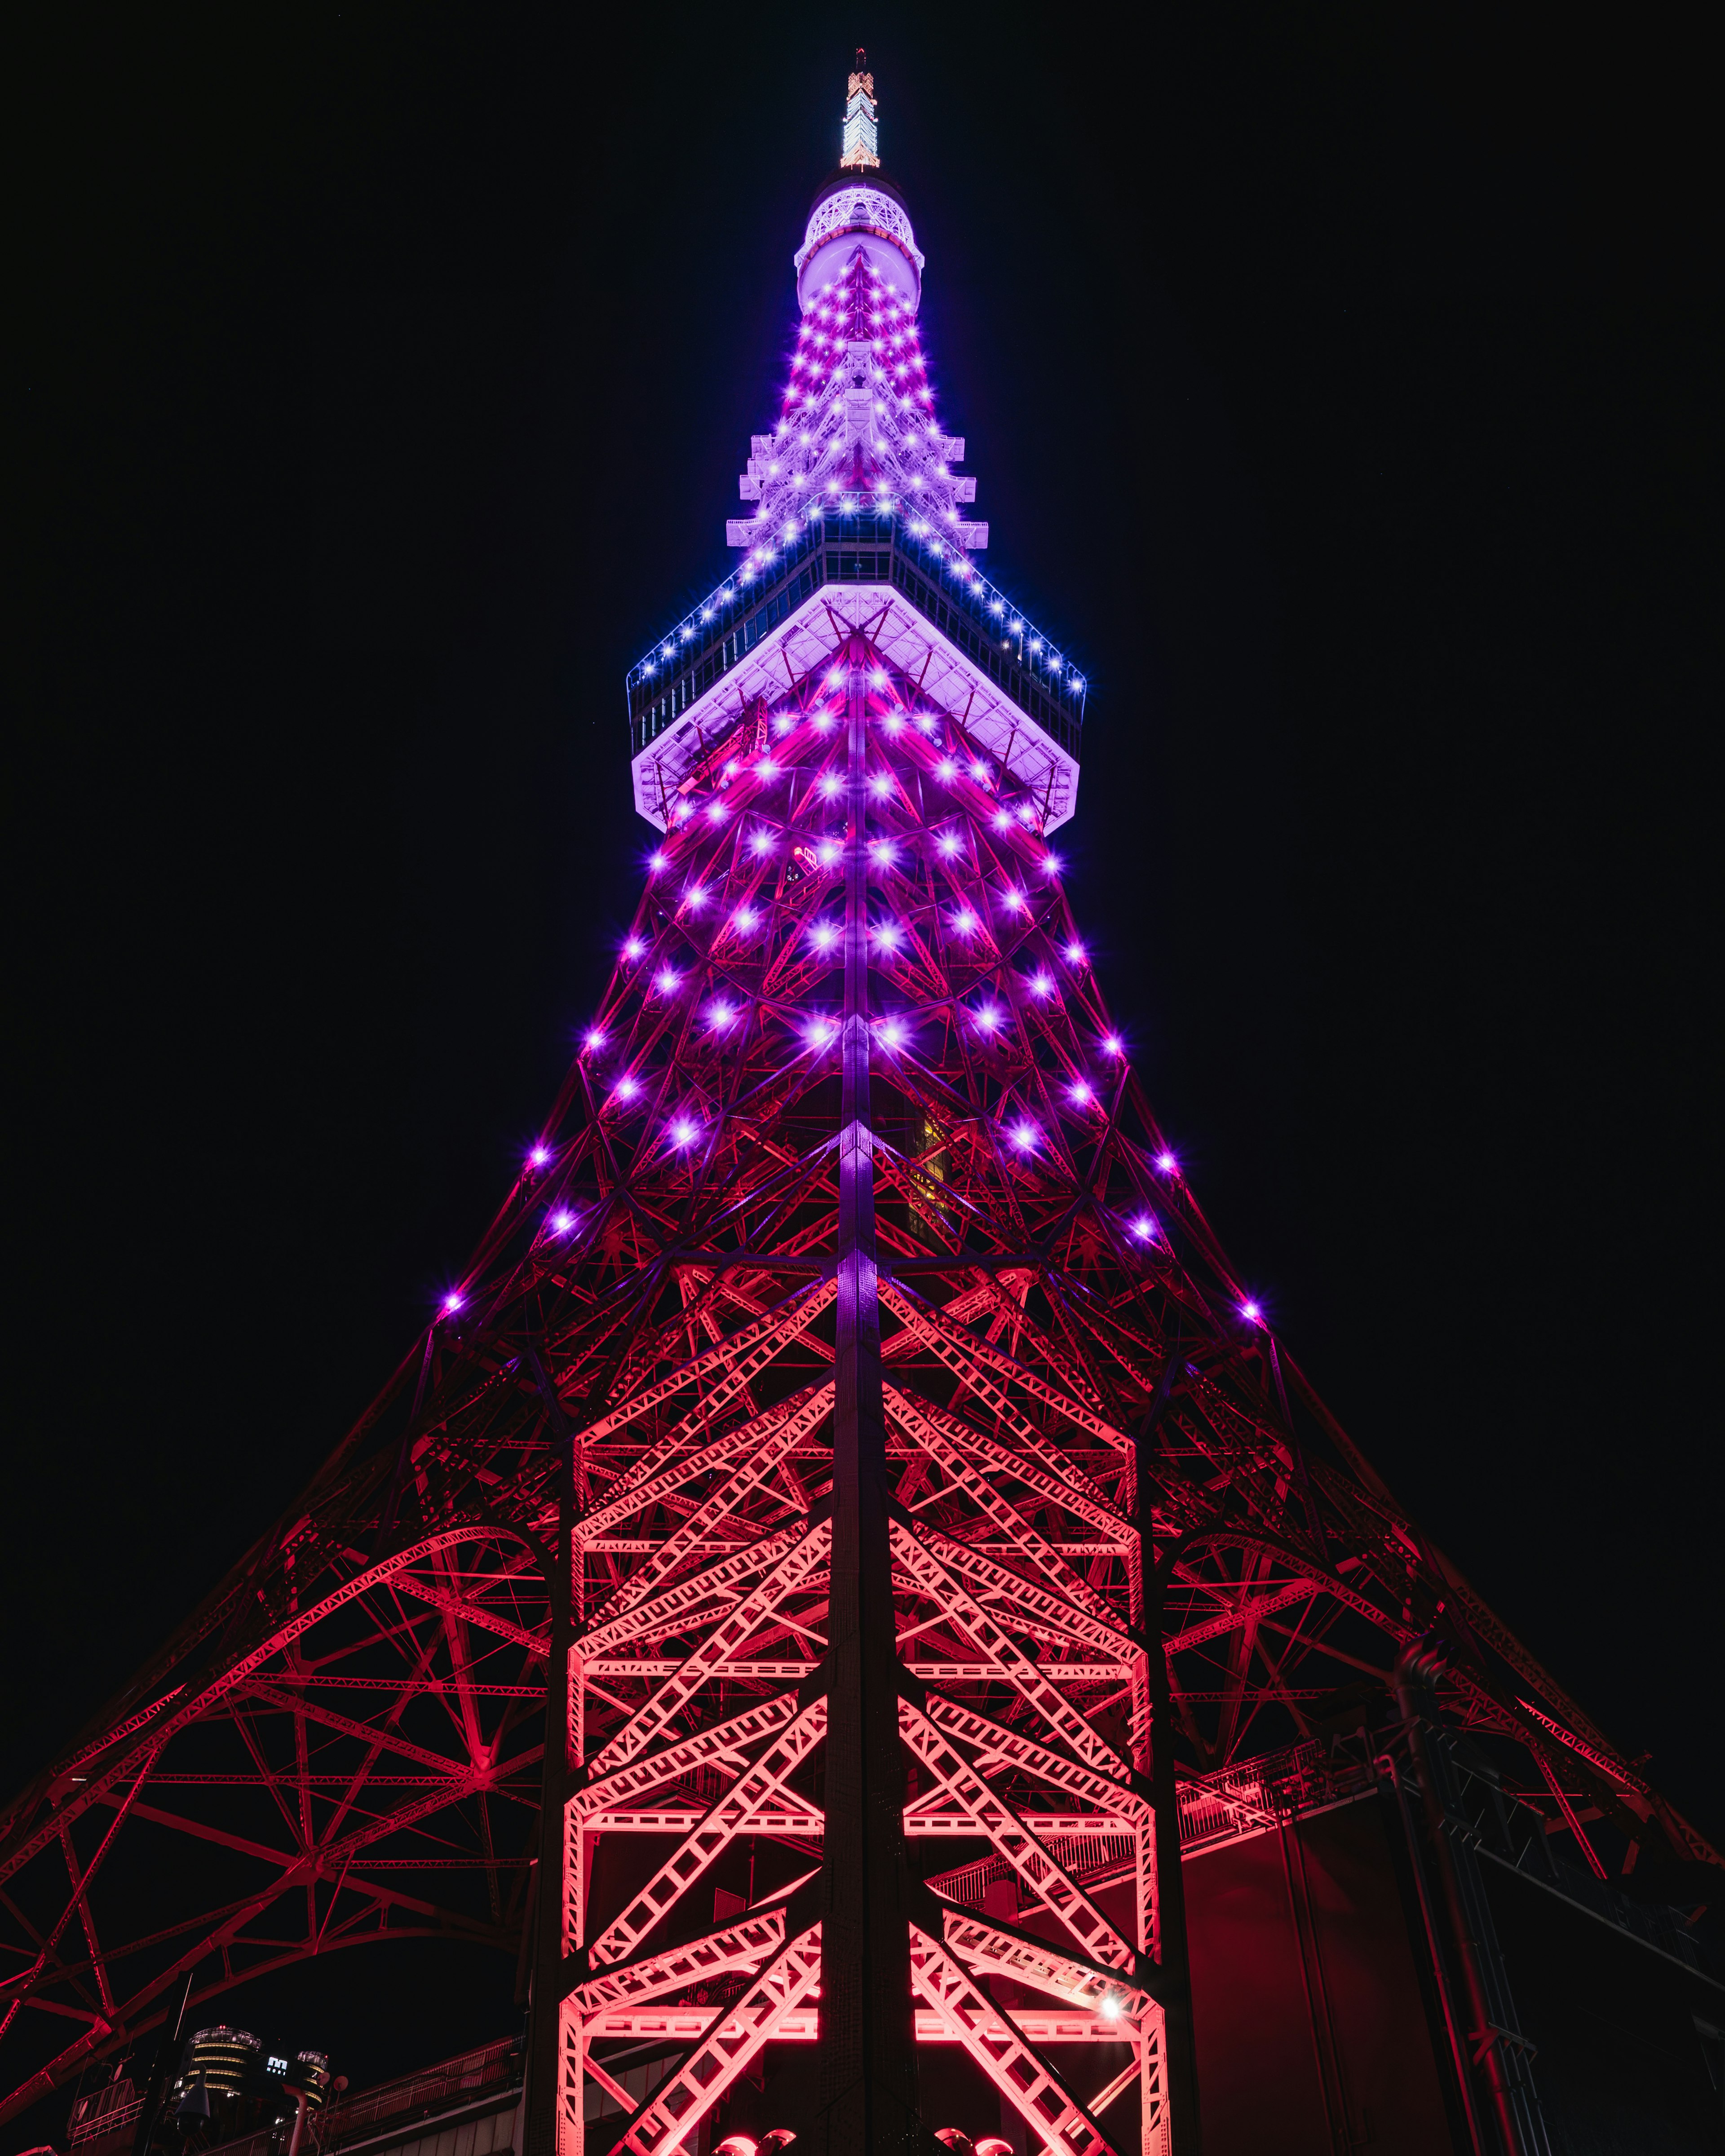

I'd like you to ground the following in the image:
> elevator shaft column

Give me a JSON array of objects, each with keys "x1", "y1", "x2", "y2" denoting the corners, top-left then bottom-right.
[{"x1": 813, "y1": 638, "x2": 924, "y2": 2153}]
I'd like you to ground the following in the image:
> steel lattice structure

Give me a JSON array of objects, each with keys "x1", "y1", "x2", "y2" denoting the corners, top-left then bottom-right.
[{"x1": 4, "y1": 57, "x2": 1719, "y2": 2156}]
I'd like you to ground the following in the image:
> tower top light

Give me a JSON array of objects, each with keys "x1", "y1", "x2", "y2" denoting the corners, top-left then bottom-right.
[{"x1": 839, "y1": 49, "x2": 880, "y2": 171}]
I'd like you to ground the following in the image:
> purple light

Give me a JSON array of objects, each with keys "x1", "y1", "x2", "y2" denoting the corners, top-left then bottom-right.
[
  {"x1": 615, "y1": 1076, "x2": 640, "y2": 1101},
  {"x1": 994, "y1": 810, "x2": 1013, "y2": 832},
  {"x1": 707, "y1": 803, "x2": 726, "y2": 825},
  {"x1": 1241, "y1": 1300, "x2": 1262, "y2": 1324},
  {"x1": 869, "y1": 838, "x2": 894, "y2": 863},
  {"x1": 757, "y1": 758, "x2": 778, "y2": 778},
  {"x1": 584, "y1": 1028, "x2": 606, "y2": 1050},
  {"x1": 937, "y1": 758, "x2": 959, "y2": 782},
  {"x1": 442, "y1": 1291, "x2": 464, "y2": 1313},
  {"x1": 1030, "y1": 971, "x2": 1053, "y2": 996},
  {"x1": 528, "y1": 1146, "x2": 550, "y2": 1167},
  {"x1": 879, "y1": 1018, "x2": 908, "y2": 1049},
  {"x1": 1065, "y1": 941, "x2": 1087, "y2": 965},
  {"x1": 937, "y1": 832, "x2": 960, "y2": 856},
  {"x1": 648, "y1": 852, "x2": 668, "y2": 872},
  {"x1": 1042, "y1": 853, "x2": 1063, "y2": 876},
  {"x1": 623, "y1": 936, "x2": 645, "y2": 959},
  {"x1": 708, "y1": 1002, "x2": 735, "y2": 1029},
  {"x1": 656, "y1": 968, "x2": 680, "y2": 994},
  {"x1": 549, "y1": 1210, "x2": 575, "y2": 1235},
  {"x1": 811, "y1": 921, "x2": 838, "y2": 951},
  {"x1": 1130, "y1": 1215, "x2": 1155, "y2": 1241},
  {"x1": 807, "y1": 1018, "x2": 837, "y2": 1048},
  {"x1": 733, "y1": 906, "x2": 759, "y2": 932},
  {"x1": 1070, "y1": 1079, "x2": 1093, "y2": 1104},
  {"x1": 874, "y1": 922, "x2": 901, "y2": 949},
  {"x1": 817, "y1": 839, "x2": 840, "y2": 866},
  {"x1": 819, "y1": 773, "x2": 841, "y2": 799},
  {"x1": 1103, "y1": 1034, "x2": 1123, "y2": 1056},
  {"x1": 1156, "y1": 1150, "x2": 1178, "y2": 1174},
  {"x1": 868, "y1": 773, "x2": 892, "y2": 798},
  {"x1": 871, "y1": 668, "x2": 887, "y2": 688},
  {"x1": 954, "y1": 908, "x2": 978, "y2": 935},
  {"x1": 971, "y1": 760, "x2": 989, "y2": 782},
  {"x1": 773, "y1": 712, "x2": 795, "y2": 734},
  {"x1": 827, "y1": 670, "x2": 845, "y2": 689},
  {"x1": 1009, "y1": 1122, "x2": 1038, "y2": 1152},
  {"x1": 976, "y1": 1006, "x2": 1001, "y2": 1033},
  {"x1": 750, "y1": 830, "x2": 774, "y2": 855},
  {"x1": 1002, "y1": 888, "x2": 1026, "y2": 912},
  {"x1": 669, "y1": 1118, "x2": 699, "y2": 1149}
]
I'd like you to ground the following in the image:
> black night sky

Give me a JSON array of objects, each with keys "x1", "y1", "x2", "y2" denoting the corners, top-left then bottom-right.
[{"x1": 9, "y1": 1, "x2": 1720, "y2": 2128}]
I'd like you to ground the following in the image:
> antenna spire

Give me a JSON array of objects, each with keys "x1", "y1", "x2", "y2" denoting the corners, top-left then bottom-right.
[{"x1": 840, "y1": 49, "x2": 880, "y2": 171}]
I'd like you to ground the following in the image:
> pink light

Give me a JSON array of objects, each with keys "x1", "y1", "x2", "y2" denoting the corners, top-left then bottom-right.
[
  {"x1": 1030, "y1": 971, "x2": 1053, "y2": 996},
  {"x1": 879, "y1": 1018, "x2": 907, "y2": 1049},
  {"x1": 584, "y1": 1028, "x2": 606, "y2": 1050},
  {"x1": 549, "y1": 1210, "x2": 575, "y2": 1235},
  {"x1": 1065, "y1": 941, "x2": 1086, "y2": 964},
  {"x1": 814, "y1": 713, "x2": 837, "y2": 732},
  {"x1": 827, "y1": 670, "x2": 845, "y2": 689},
  {"x1": 750, "y1": 831, "x2": 774, "y2": 855},
  {"x1": 1041, "y1": 853, "x2": 1062, "y2": 876},
  {"x1": 1103, "y1": 1034, "x2": 1123, "y2": 1056},
  {"x1": 669, "y1": 1118, "x2": 699, "y2": 1149},
  {"x1": 954, "y1": 908, "x2": 978, "y2": 935},
  {"x1": 807, "y1": 1018, "x2": 837, "y2": 1048},
  {"x1": 937, "y1": 758, "x2": 958, "y2": 781},
  {"x1": 870, "y1": 668, "x2": 887, "y2": 688},
  {"x1": 773, "y1": 712, "x2": 795, "y2": 734},
  {"x1": 868, "y1": 773, "x2": 892, "y2": 798},
  {"x1": 707, "y1": 802, "x2": 726, "y2": 824},
  {"x1": 757, "y1": 758, "x2": 778, "y2": 778},
  {"x1": 1241, "y1": 1300, "x2": 1262, "y2": 1324},
  {"x1": 656, "y1": 968, "x2": 679, "y2": 994},
  {"x1": 442, "y1": 1291, "x2": 464, "y2": 1312},
  {"x1": 648, "y1": 852, "x2": 667, "y2": 872},
  {"x1": 971, "y1": 760, "x2": 989, "y2": 782},
  {"x1": 869, "y1": 838, "x2": 894, "y2": 862},
  {"x1": 994, "y1": 810, "x2": 1013, "y2": 832},
  {"x1": 1130, "y1": 1215, "x2": 1155, "y2": 1241},
  {"x1": 1002, "y1": 889, "x2": 1026, "y2": 912},
  {"x1": 874, "y1": 922, "x2": 901, "y2": 949},
  {"x1": 883, "y1": 713, "x2": 904, "y2": 734},
  {"x1": 1070, "y1": 1079, "x2": 1093, "y2": 1104},
  {"x1": 615, "y1": 1076, "x2": 640, "y2": 1101},
  {"x1": 623, "y1": 936, "x2": 645, "y2": 959},
  {"x1": 938, "y1": 832, "x2": 960, "y2": 856},
  {"x1": 817, "y1": 839, "x2": 840, "y2": 866},
  {"x1": 684, "y1": 884, "x2": 707, "y2": 910},
  {"x1": 1009, "y1": 1122, "x2": 1038, "y2": 1152},
  {"x1": 1156, "y1": 1150, "x2": 1178, "y2": 1174},
  {"x1": 733, "y1": 906, "x2": 759, "y2": 931},
  {"x1": 819, "y1": 773, "x2": 841, "y2": 798},
  {"x1": 976, "y1": 1006, "x2": 1001, "y2": 1032},
  {"x1": 708, "y1": 1002, "x2": 735, "y2": 1029},
  {"x1": 528, "y1": 1146, "x2": 550, "y2": 1167},
  {"x1": 811, "y1": 922, "x2": 838, "y2": 950}
]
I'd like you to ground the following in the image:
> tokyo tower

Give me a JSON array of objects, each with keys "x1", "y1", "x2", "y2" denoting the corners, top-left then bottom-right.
[{"x1": 4, "y1": 53, "x2": 1720, "y2": 2156}]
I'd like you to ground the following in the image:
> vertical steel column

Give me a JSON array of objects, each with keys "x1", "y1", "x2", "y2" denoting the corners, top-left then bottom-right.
[
  {"x1": 526, "y1": 1372, "x2": 577, "y2": 2156},
  {"x1": 1142, "y1": 1529, "x2": 1202, "y2": 2155},
  {"x1": 813, "y1": 637, "x2": 924, "y2": 2153}
]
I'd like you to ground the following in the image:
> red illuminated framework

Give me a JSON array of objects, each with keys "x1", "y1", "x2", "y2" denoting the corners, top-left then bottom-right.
[{"x1": 4, "y1": 71, "x2": 1722, "y2": 2156}]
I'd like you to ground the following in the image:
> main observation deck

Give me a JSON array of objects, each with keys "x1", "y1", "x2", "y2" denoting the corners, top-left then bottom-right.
[{"x1": 627, "y1": 512, "x2": 1086, "y2": 833}]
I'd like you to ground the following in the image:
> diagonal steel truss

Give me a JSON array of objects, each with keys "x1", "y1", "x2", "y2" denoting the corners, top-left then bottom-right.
[{"x1": 4, "y1": 601, "x2": 1720, "y2": 2156}]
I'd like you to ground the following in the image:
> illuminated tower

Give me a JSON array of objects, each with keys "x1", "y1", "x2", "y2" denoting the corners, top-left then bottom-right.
[{"x1": 5, "y1": 54, "x2": 1721, "y2": 2156}]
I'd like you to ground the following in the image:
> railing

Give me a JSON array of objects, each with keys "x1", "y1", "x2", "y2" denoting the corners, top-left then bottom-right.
[
  {"x1": 69, "y1": 2089, "x2": 144, "y2": 2147},
  {"x1": 626, "y1": 514, "x2": 1085, "y2": 761}
]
